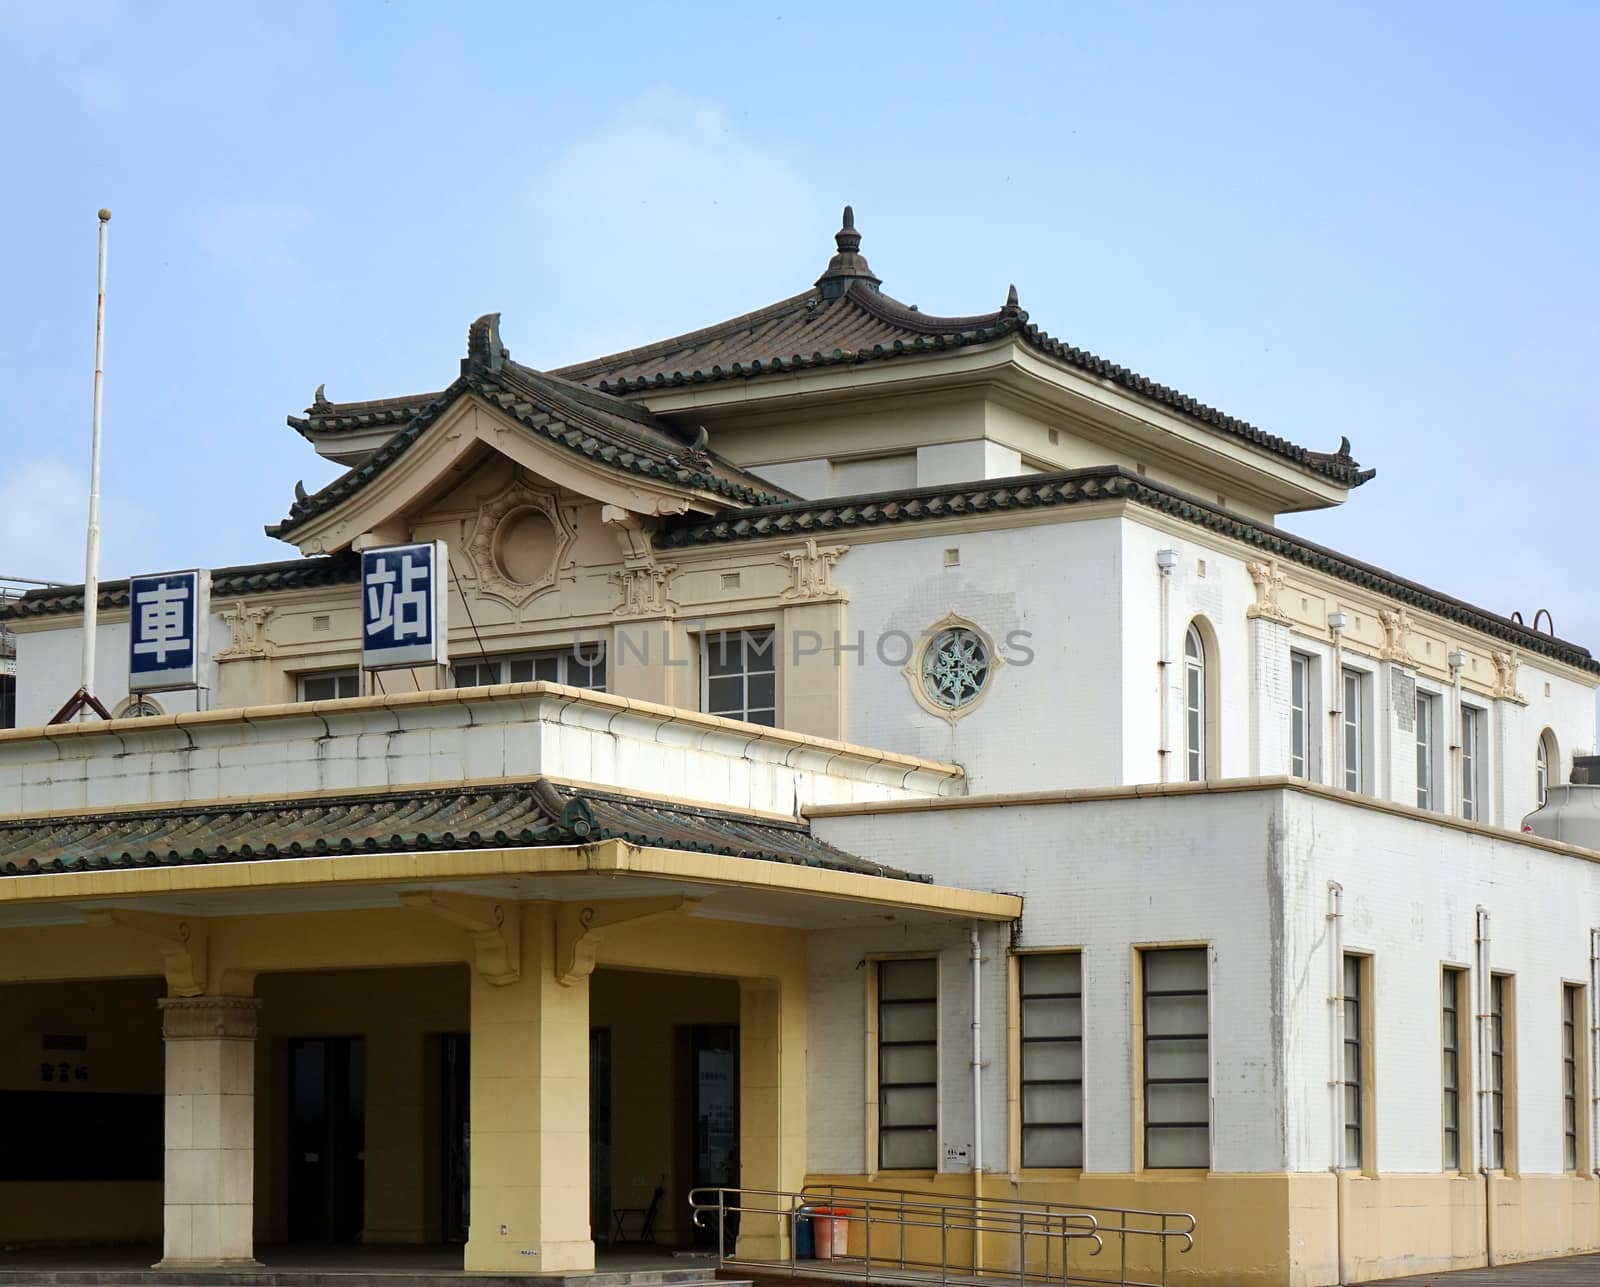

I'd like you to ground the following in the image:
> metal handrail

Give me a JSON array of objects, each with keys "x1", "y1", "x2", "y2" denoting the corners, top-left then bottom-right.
[{"x1": 690, "y1": 1182, "x2": 1193, "y2": 1287}]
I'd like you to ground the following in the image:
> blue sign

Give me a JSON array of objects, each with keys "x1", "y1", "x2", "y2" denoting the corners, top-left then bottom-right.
[
  {"x1": 128, "y1": 569, "x2": 210, "y2": 693},
  {"x1": 361, "y1": 541, "x2": 449, "y2": 670}
]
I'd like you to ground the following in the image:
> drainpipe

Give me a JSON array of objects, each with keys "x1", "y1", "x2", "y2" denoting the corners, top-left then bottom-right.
[
  {"x1": 1449, "y1": 651, "x2": 1467, "y2": 816},
  {"x1": 1327, "y1": 881, "x2": 1347, "y2": 1287},
  {"x1": 970, "y1": 924, "x2": 984, "y2": 1271},
  {"x1": 1156, "y1": 550, "x2": 1178, "y2": 781},
  {"x1": 1328, "y1": 614, "x2": 1348, "y2": 789},
  {"x1": 1476, "y1": 906, "x2": 1495, "y2": 1268}
]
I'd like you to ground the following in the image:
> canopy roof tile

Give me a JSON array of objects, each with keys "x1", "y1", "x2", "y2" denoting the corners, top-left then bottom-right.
[{"x1": 0, "y1": 777, "x2": 923, "y2": 882}]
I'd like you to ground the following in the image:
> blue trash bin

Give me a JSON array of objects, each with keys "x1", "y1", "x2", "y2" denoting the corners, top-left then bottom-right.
[{"x1": 794, "y1": 1205, "x2": 816, "y2": 1259}]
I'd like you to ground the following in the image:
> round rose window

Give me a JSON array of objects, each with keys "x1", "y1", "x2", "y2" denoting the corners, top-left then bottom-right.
[{"x1": 921, "y1": 627, "x2": 991, "y2": 710}]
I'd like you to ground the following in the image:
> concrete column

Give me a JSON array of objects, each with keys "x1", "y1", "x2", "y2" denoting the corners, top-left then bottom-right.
[
  {"x1": 781, "y1": 600, "x2": 847, "y2": 740},
  {"x1": 1247, "y1": 616, "x2": 1291, "y2": 776},
  {"x1": 736, "y1": 976, "x2": 805, "y2": 1260},
  {"x1": 156, "y1": 995, "x2": 261, "y2": 1269},
  {"x1": 465, "y1": 903, "x2": 593, "y2": 1274},
  {"x1": 363, "y1": 1027, "x2": 426, "y2": 1243}
]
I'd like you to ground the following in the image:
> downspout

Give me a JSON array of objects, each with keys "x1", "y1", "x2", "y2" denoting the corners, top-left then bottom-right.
[
  {"x1": 1328, "y1": 613, "x2": 1348, "y2": 788},
  {"x1": 1449, "y1": 651, "x2": 1467, "y2": 816},
  {"x1": 1327, "y1": 881, "x2": 1347, "y2": 1287},
  {"x1": 970, "y1": 924, "x2": 984, "y2": 1272},
  {"x1": 1476, "y1": 906, "x2": 1495, "y2": 1268},
  {"x1": 1156, "y1": 550, "x2": 1178, "y2": 781}
]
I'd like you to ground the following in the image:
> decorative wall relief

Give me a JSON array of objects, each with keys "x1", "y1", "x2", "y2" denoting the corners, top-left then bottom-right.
[{"x1": 465, "y1": 478, "x2": 577, "y2": 607}]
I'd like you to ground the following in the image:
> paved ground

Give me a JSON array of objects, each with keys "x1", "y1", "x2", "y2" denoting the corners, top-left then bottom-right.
[{"x1": 1368, "y1": 1252, "x2": 1600, "y2": 1285}]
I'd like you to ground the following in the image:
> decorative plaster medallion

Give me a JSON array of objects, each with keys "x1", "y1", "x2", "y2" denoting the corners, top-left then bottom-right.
[
  {"x1": 1245, "y1": 560, "x2": 1292, "y2": 624},
  {"x1": 780, "y1": 539, "x2": 848, "y2": 601},
  {"x1": 611, "y1": 564, "x2": 677, "y2": 618},
  {"x1": 903, "y1": 612, "x2": 1000, "y2": 724},
  {"x1": 215, "y1": 600, "x2": 274, "y2": 661},
  {"x1": 465, "y1": 478, "x2": 577, "y2": 607}
]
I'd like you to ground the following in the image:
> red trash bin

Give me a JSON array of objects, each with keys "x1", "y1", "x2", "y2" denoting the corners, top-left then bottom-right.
[{"x1": 814, "y1": 1207, "x2": 849, "y2": 1260}]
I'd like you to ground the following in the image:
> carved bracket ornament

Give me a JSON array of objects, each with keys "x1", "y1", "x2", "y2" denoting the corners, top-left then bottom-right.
[
  {"x1": 464, "y1": 477, "x2": 578, "y2": 608},
  {"x1": 85, "y1": 910, "x2": 209, "y2": 997},
  {"x1": 1378, "y1": 607, "x2": 1420, "y2": 668},
  {"x1": 1245, "y1": 560, "x2": 1292, "y2": 624},
  {"x1": 602, "y1": 505, "x2": 677, "y2": 618},
  {"x1": 157, "y1": 995, "x2": 261, "y2": 1041},
  {"x1": 214, "y1": 600, "x2": 274, "y2": 661},
  {"x1": 1492, "y1": 650, "x2": 1529, "y2": 705},
  {"x1": 780, "y1": 539, "x2": 848, "y2": 602},
  {"x1": 399, "y1": 892, "x2": 521, "y2": 985},
  {"x1": 555, "y1": 897, "x2": 698, "y2": 987}
]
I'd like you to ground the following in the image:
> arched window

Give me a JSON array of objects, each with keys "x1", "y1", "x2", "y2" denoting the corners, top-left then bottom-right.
[
  {"x1": 1184, "y1": 623, "x2": 1207, "y2": 782},
  {"x1": 1537, "y1": 729, "x2": 1559, "y2": 806}
]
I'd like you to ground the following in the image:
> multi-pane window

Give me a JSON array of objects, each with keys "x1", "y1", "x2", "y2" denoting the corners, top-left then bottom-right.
[
  {"x1": 1462, "y1": 706, "x2": 1484, "y2": 822},
  {"x1": 1490, "y1": 973, "x2": 1509, "y2": 1169},
  {"x1": 453, "y1": 645, "x2": 607, "y2": 692},
  {"x1": 1020, "y1": 953, "x2": 1083, "y2": 1168},
  {"x1": 1290, "y1": 652, "x2": 1313, "y2": 780},
  {"x1": 1564, "y1": 984, "x2": 1581, "y2": 1172},
  {"x1": 703, "y1": 629, "x2": 777, "y2": 727},
  {"x1": 1143, "y1": 947, "x2": 1209, "y2": 1169},
  {"x1": 878, "y1": 958, "x2": 937, "y2": 1170},
  {"x1": 1416, "y1": 694, "x2": 1438, "y2": 810},
  {"x1": 1342, "y1": 955, "x2": 1366, "y2": 1169},
  {"x1": 0, "y1": 671, "x2": 14, "y2": 729},
  {"x1": 1442, "y1": 967, "x2": 1465, "y2": 1170},
  {"x1": 1184, "y1": 626, "x2": 1206, "y2": 782},
  {"x1": 298, "y1": 670, "x2": 360, "y2": 702},
  {"x1": 1341, "y1": 668, "x2": 1365, "y2": 793}
]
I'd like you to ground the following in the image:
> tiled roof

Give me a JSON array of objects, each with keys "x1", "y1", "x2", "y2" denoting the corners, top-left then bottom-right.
[
  {"x1": 289, "y1": 386, "x2": 441, "y2": 439},
  {"x1": 0, "y1": 552, "x2": 360, "y2": 622},
  {"x1": 266, "y1": 315, "x2": 793, "y2": 539},
  {"x1": 657, "y1": 465, "x2": 1600, "y2": 675},
  {"x1": 0, "y1": 777, "x2": 925, "y2": 882},
  {"x1": 552, "y1": 208, "x2": 1373, "y2": 491}
]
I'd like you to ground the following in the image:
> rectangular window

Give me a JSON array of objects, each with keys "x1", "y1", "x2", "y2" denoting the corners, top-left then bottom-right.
[
  {"x1": 1417, "y1": 693, "x2": 1438, "y2": 810},
  {"x1": 1462, "y1": 707, "x2": 1484, "y2": 821},
  {"x1": 453, "y1": 645, "x2": 607, "y2": 692},
  {"x1": 878, "y1": 958, "x2": 937, "y2": 1170},
  {"x1": 0, "y1": 671, "x2": 14, "y2": 729},
  {"x1": 298, "y1": 669, "x2": 360, "y2": 702},
  {"x1": 1290, "y1": 652, "x2": 1313, "y2": 780},
  {"x1": 1442, "y1": 967, "x2": 1465, "y2": 1170},
  {"x1": 702, "y1": 629, "x2": 777, "y2": 726},
  {"x1": 1020, "y1": 953, "x2": 1083, "y2": 1168},
  {"x1": 1490, "y1": 973, "x2": 1509, "y2": 1169},
  {"x1": 1343, "y1": 955, "x2": 1366, "y2": 1169},
  {"x1": 1342, "y1": 668, "x2": 1366, "y2": 793},
  {"x1": 1143, "y1": 947, "x2": 1209, "y2": 1169},
  {"x1": 1564, "y1": 984, "x2": 1581, "y2": 1172}
]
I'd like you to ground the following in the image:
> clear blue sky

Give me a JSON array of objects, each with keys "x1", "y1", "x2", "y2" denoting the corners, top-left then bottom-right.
[{"x1": 4, "y1": 2, "x2": 1598, "y2": 648}]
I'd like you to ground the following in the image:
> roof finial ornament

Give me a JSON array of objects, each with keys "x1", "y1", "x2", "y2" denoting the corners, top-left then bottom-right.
[
  {"x1": 816, "y1": 203, "x2": 881, "y2": 298},
  {"x1": 311, "y1": 383, "x2": 330, "y2": 412},
  {"x1": 294, "y1": 479, "x2": 309, "y2": 503},
  {"x1": 1001, "y1": 284, "x2": 1021, "y2": 318},
  {"x1": 465, "y1": 313, "x2": 509, "y2": 375}
]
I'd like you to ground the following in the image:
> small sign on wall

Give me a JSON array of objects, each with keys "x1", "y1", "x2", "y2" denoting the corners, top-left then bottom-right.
[{"x1": 943, "y1": 1142, "x2": 971, "y2": 1167}]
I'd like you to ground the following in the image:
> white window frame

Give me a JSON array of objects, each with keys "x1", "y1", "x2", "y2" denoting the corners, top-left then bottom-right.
[
  {"x1": 1461, "y1": 705, "x2": 1485, "y2": 822},
  {"x1": 1341, "y1": 667, "x2": 1371, "y2": 794},
  {"x1": 1537, "y1": 730, "x2": 1558, "y2": 807},
  {"x1": 453, "y1": 644, "x2": 607, "y2": 692},
  {"x1": 1184, "y1": 625, "x2": 1206, "y2": 783},
  {"x1": 1290, "y1": 651, "x2": 1317, "y2": 781},
  {"x1": 297, "y1": 669, "x2": 360, "y2": 702},
  {"x1": 701, "y1": 628, "x2": 777, "y2": 726},
  {"x1": 1416, "y1": 690, "x2": 1441, "y2": 811},
  {"x1": 1019, "y1": 951, "x2": 1084, "y2": 1169}
]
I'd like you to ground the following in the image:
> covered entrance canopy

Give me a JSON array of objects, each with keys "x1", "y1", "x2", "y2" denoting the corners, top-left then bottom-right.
[{"x1": 0, "y1": 775, "x2": 1019, "y2": 1273}]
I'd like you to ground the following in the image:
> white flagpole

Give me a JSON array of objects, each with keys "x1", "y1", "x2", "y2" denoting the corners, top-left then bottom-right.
[{"x1": 80, "y1": 208, "x2": 110, "y2": 718}]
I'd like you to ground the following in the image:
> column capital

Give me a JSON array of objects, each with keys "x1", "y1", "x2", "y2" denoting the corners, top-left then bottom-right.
[{"x1": 158, "y1": 995, "x2": 261, "y2": 1041}]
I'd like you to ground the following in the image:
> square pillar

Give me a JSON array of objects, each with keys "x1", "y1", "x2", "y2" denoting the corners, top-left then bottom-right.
[
  {"x1": 465, "y1": 902, "x2": 593, "y2": 1274},
  {"x1": 736, "y1": 976, "x2": 805, "y2": 1260},
  {"x1": 156, "y1": 996, "x2": 261, "y2": 1269}
]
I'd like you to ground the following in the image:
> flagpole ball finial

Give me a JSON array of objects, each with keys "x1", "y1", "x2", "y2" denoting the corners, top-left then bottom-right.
[{"x1": 98, "y1": 208, "x2": 111, "y2": 222}]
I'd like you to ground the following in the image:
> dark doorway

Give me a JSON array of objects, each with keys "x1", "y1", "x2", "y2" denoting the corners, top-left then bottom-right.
[
  {"x1": 590, "y1": 1027, "x2": 612, "y2": 1241},
  {"x1": 287, "y1": 1037, "x2": 365, "y2": 1243},
  {"x1": 440, "y1": 1033, "x2": 470, "y2": 1245},
  {"x1": 690, "y1": 1024, "x2": 738, "y2": 1249}
]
